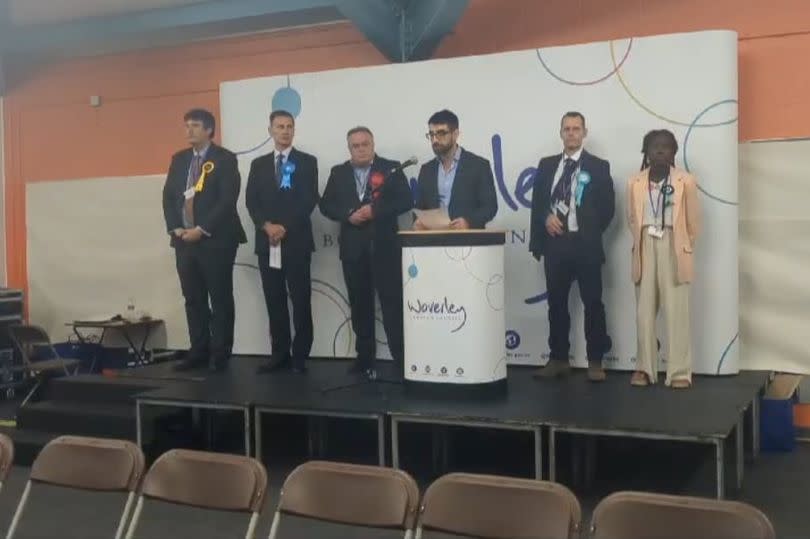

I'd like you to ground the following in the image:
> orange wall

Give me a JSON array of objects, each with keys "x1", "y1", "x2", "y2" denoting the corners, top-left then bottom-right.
[{"x1": 5, "y1": 0, "x2": 810, "y2": 294}]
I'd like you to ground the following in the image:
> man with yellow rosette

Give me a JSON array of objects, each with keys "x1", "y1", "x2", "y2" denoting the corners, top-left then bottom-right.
[{"x1": 162, "y1": 109, "x2": 247, "y2": 372}]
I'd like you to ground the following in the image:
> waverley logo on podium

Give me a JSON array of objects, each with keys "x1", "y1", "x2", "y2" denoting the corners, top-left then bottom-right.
[{"x1": 406, "y1": 297, "x2": 467, "y2": 332}]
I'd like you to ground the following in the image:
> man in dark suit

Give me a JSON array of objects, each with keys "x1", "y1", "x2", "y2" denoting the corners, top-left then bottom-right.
[
  {"x1": 319, "y1": 126, "x2": 413, "y2": 378},
  {"x1": 162, "y1": 108, "x2": 247, "y2": 372},
  {"x1": 246, "y1": 110, "x2": 319, "y2": 374},
  {"x1": 529, "y1": 111, "x2": 615, "y2": 381},
  {"x1": 414, "y1": 109, "x2": 498, "y2": 230}
]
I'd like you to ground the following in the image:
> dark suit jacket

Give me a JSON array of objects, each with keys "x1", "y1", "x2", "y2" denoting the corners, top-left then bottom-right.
[
  {"x1": 415, "y1": 148, "x2": 498, "y2": 229},
  {"x1": 245, "y1": 147, "x2": 319, "y2": 257},
  {"x1": 162, "y1": 143, "x2": 247, "y2": 248},
  {"x1": 529, "y1": 149, "x2": 615, "y2": 263},
  {"x1": 319, "y1": 155, "x2": 413, "y2": 261}
]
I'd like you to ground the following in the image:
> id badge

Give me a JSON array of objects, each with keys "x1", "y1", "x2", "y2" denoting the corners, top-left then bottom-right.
[
  {"x1": 184, "y1": 187, "x2": 195, "y2": 200},
  {"x1": 647, "y1": 226, "x2": 664, "y2": 239},
  {"x1": 555, "y1": 200, "x2": 569, "y2": 216}
]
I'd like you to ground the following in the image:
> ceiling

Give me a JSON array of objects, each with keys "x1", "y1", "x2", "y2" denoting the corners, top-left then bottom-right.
[{"x1": 0, "y1": 0, "x2": 471, "y2": 94}]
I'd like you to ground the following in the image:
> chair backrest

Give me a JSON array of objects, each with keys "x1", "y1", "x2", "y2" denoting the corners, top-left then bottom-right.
[
  {"x1": 7, "y1": 324, "x2": 55, "y2": 363},
  {"x1": 590, "y1": 491, "x2": 775, "y2": 539},
  {"x1": 30, "y1": 435, "x2": 144, "y2": 492},
  {"x1": 418, "y1": 473, "x2": 581, "y2": 539},
  {"x1": 140, "y1": 449, "x2": 267, "y2": 513},
  {"x1": 0, "y1": 433, "x2": 14, "y2": 483},
  {"x1": 277, "y1": 461, "x2": 420, "y2": 530}
]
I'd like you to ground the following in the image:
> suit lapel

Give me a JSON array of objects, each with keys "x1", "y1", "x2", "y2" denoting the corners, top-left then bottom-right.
[
  {"x1": 545, "y1": 153, "x2": 563, "y2": 195},
  {"x1": 447, "y1": 148, "x2": 465, "y2": 208},
  {"x1": 670, "y1": 167, "x2": 685, "y2": 224},
  {"x1": 634, "y1": 170, "x2": 647, "y2": 224}
]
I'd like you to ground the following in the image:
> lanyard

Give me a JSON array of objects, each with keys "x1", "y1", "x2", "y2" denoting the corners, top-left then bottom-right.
[{"x1": 648, "y1": 175, "x2": 670, "y2": 230}]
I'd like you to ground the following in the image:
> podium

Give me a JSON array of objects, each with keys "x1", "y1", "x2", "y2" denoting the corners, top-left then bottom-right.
[{"x1": 399, "y1": 230, "x2": 506, "y2": 395}]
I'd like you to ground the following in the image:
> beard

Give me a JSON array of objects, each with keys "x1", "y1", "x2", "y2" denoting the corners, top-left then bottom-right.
[{"x1": 432, "y1": 141, "x2": 453, "y2": 156}]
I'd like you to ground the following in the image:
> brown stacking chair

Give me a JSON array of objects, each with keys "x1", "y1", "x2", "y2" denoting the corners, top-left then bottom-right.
[
  {"x1": 268, "y1": 460, "x2": 420, "y2": 539},
  {"x1": 6, "y1": 435, "x2": 145, "y2": 539},
  {"x1": 416, "y1": 473, "x2": 581, "y2": 539},
  {"x1": 124, "y1": 449, "x2": 268, "y2": 539},
  {"x1": 0, "y1": 433, "x2": 14, "y2": 492},
  {"x1": 590, "y1": 491, "x2": 775, "y2": 539},
  {"x1": 7, "y1": 324, "x2": 81, "y2": 405}
]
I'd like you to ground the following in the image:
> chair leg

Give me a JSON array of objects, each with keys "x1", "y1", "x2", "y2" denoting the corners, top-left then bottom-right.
[
  {"x1": 244, "y1": 511, "x2": 260, "y2": 539},
  {"x1": 19, "y1": 379, "x2": 41, "y2": 408},
  {"x1": 123, "y1": 496, "x2": 145, "y2": 539},
  {"x1": 267, "y1": 511, "x2": 281, "y2": 539},
  {"x1": 6, "y1": 480, "x2": 32, "y2": 539},
  {"x1": 114, "y1": 491, "x2": 137, "y2": 539}
]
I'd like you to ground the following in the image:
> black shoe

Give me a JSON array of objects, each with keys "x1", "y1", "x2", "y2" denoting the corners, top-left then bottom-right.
[
  {"x1": 347, "y1": 359, "x2": 373, "y2": 375},
  {"x1": 291, "y1": 364, "x2": 308, "y2": 374},
  {"x1": 256, "y1": 356, "x2": 290, "y2": 374},
  {"x1": 173, "y1": 356, "x2": 207, "y2": 372},
  {"x1": 209, "y1": 358, "x2": 229, "y2": 372}
]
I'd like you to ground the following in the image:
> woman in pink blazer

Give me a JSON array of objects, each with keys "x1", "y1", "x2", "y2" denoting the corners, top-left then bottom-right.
[{"x1": 626, "y1": 130, "x2": 701, "y2": 388}]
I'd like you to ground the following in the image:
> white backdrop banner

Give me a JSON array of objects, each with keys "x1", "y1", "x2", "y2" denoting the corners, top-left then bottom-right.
[{"x1": 221, "y1": 29, "x2": 739, "y2": 374}]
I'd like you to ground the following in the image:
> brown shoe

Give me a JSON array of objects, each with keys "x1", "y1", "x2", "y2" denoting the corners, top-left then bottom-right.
[
  {"x1": 587, "y1": 361, "x2": 606, "y2": 382},
  {"x1": 533, "y1": 361, "x2": 571, "y2": 379},
  {"x1": 670, "y1": 378, "x2": 692, "y2": 389},
  {"x1": 630, "y1": 371, "x2": 650, "y2": 387}
]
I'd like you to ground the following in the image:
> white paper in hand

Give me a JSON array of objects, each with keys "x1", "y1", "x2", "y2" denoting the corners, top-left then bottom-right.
[
  {"x1": 413, "y1": 208, "x2": 452, "y2": 230},
  {"x1": 269, "y1": 243, "x2": 282, "y2": 269}
]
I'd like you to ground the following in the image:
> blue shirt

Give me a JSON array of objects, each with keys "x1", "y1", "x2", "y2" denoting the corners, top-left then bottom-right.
[
  {"x1": 437, "y1": 146, "x2": 462, "y2": 209},
  {"x1": 352, "y1": 165, "x2": 371, "y2": 200}
]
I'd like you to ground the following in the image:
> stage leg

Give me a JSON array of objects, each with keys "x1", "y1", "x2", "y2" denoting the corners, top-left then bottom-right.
[
  {"x1": 549, "y1": 427, "x2": 557, "y2": 482},
  {"x1": 377, "y1": 416, "x2": 386, "y2": 467},
  {"x1": 136, "y1": 401, "x2": 143, "y2": 448},
  {"x1": 715, "y1": 438, "x2": 725, "y2": 499},
  {"x1": 752, "y1": 396, "x2": 760, "y2": 459},
  {"x1": 243, "y1": 408, "x2": 251, "y2": 457},
  {"x1": 254, "y1": 409, "x2": 263, "y2": 462},
  {"x1": 736, "y1": 417, "x2": 744, "y2": 490},
  {"x1": 533, "y1": 427, "x2": 543, "y2": 479},
  {"x1": 392, "y1": 418, "x2": 401, "y2": 469},
  {"x1": 584, "y1": 436, "x2": 597, "y2": 489}
]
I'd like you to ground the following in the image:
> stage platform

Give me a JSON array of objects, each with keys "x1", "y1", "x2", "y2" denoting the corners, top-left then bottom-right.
[{"x1": 113, "y1": 357, "x2": 770, "y2": 499}]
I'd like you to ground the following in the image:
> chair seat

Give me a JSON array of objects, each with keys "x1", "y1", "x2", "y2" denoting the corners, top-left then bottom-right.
[{"x1": 29, "y1": 358, "x2": 81, "y2": 372}]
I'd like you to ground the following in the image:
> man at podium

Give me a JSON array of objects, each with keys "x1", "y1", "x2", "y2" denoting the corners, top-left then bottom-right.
[{"x1": 413, "y1": 109, "x2": 498, "y2": 230}]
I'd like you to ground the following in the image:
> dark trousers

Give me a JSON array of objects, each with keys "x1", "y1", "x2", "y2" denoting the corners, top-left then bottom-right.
[
  {"x1": 342, "y1": 247, "x2": 404, "y2": 370},
  {"x1": 258, "y1": 251, "x2": 313, "y2": 367},
  {"x1": 174, "y1": 241, "x2": 238, "y2": 362},
  {"x1": 543, "y1": 233, "x2": 610, "y2": 362}
]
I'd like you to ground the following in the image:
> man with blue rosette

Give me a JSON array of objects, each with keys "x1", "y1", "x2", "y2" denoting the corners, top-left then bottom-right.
[
  {"x1": 246, "y1": 109, "x2": 319, "y2": 374},
  {"x1": 529, "y1": 111, "x2": 615, "y2": 382}
]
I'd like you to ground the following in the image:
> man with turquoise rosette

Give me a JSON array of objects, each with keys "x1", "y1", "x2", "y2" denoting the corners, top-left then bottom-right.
[
  {"x1": 247, "y1": 109, "x2": 319, "y2": 374},
  {"x1": 529, "y1": 111, "x2": 615, "y2": 382}
]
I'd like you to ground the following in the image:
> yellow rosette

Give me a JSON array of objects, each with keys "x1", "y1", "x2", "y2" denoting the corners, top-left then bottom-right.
[{"x1": 194, "y1": 161, "x2": 215, "y2": 192}]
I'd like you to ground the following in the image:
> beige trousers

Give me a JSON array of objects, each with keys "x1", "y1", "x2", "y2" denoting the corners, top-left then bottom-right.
[{"x1": 635, "y1": 227, "x2": 692, "y2": 385}]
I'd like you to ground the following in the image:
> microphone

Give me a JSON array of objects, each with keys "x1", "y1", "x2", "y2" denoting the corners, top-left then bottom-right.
[{"x1": 388, "y1": 156, "x2": 418, "y2": 174}]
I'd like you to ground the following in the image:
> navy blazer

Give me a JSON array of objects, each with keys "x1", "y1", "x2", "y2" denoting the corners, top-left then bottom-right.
[
  {"x1": 319, "y1": 155, "x2": 413, "y2": 261},
  {"x1": 162, "y1": 143, "x2": 247, "y2": 248},
  {"x1": 414, "y1": 148, "x2": 498, "y2": 229},
  {"x1": 245, "y1": 147, "x2": 319, "y2": 257},
  {"x1": 529, "y1": 149, "x2": 615, "y2": 263}
]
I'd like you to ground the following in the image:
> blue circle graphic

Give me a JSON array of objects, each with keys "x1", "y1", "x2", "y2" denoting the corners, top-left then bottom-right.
[
  {"x1": 272, "y1": 86, "x2": 302, "y2": 118},
  {"x1": 408, "y1": 264, "x2": 418, "y2": 278},
  {"x1": 505, "y1": 330, "x2": 521, "y2": 350}
]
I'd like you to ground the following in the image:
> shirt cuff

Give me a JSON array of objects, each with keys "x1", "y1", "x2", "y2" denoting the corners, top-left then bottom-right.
[{"x1": 196, "y1": 226, "x2": 211, "y2": 237}]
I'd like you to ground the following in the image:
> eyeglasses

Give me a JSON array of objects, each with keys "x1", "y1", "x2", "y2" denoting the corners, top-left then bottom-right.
[{"x1": 425, "y1": 129, "x2": 452, "y2": 140}]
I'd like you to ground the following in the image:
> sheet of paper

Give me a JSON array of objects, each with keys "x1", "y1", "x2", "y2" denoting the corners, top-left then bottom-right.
[
  {"x1": 413, "y1": 208, "x2": 452, "y2": 230},
  {"x1": 269, "y1": 243, "x2": 282, "y2": 269}
]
